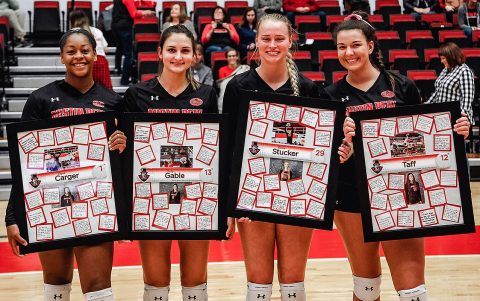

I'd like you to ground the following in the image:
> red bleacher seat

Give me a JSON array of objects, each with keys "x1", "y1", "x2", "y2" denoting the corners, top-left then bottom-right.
[
  {"x1": 136, "y1": 1, "x2": 156, "y2": 10},
  {"x1": 369, "y1": 14, "x2": 385, "y2": 29},
  {"x1": 135, "y1": 33, "x2": 161, "y2": 53},
  {"x1": 302, "y1": 71, "x2": 326, "y2": 84},
  {"x1": 141, "y1": 74, "x2": 157, "y2": 82},
  {"x1": 247, "y1": 51, "x2": 260, "y2": 68},
  {"x1": 197, "y1": 16, "x2": 211, "y2": 36},
  {"x1": 193, "y1": 1, "x2": 217, "y2": 29},
  {"x1": 406, "y1": 30, "x2": 436, "y2": 61},
  {"x1": 315, "y1": 0, "x2": 341, "y2": 15},
  {"x1": 463, "y1": 48, "x2": 480, "y2": 77},
  {"x1": 67, "y1": 1, "x2": 93, "y2": 28},
  {"x1": 293, "y1": 51, "x2": 313, "y2": 71},
  {"x1": 421, "y1": 13, "x2": 446, "y2": 25},
  {"x1": 296, "y1": 15, "x2": 323, "y2": 33},
  {"x1": 134, "y1": 17, "x2": 159, "y2": 35},
  {"x1": 99, "y1": 1, "x2": 113, "y2": 13},
  {"x1": 407, "y1": 70, "x2": 437, "y2": 102},
  {"x1": 306, "y1": 32, "x2": 334, "y2": 61},
  {"x1": 211, "y1": 51, "x2": 228, "y2": 79},
  {"x1": 231, "y1": 16, "x2": 242, "y2": 26},
  {"x1": 138, "y1": 52, "x2": 159, "y2": 80},
  {"x1": 377, "y1": 31, "x2": 402, "y2": 57},
  {"x1": 33, "y1": 1, "x2": 62, "y2": 46},
  {"x1": 389, "y1": 49, "x2": 420, "y2": 75},
  {"x1": 332, "y1": 71, "x2": 347, "y2": 83},
  {"x1": 390, "y1": 14, "x2": 417, "y2": 41},
  {"x1": 375, "y1": 0, "x2": 401, "y2": 26},
  {"x1": 327, "y1": 15, "x2": 344, "y2": 32},
  {"x1": 439, "y1": 30, "x2": 470, "y2": 48},
  {"x1": 0, "y1": 16, "x2": 10, "y2": 44},
  {"x1": 424, "y1": 49, "x2": 443, "y2": 74},
  {"x1": 225, "y1": 1, "x2": 248, "y2": 17},
  {"x1": 319, "y1": 50, "x2": 344, "y2": 83}
]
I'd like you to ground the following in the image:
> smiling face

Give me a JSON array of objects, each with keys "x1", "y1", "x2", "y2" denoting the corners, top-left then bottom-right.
[
  {"x1": 170, "y1": 4, "x2": 180, "y2": 18},
  {"x1": 336, "y1": 29, "x2": 374, "y2": 73},
  {"x1": 440, "y1": 55, "x2": 449, "y2": 69},
  {"x1": 226, "y1": 49, "x2": 239, "y2": 66},
  {"x1": 158, "y1": 33, "x2": 195, "y2": 75},
  {"x1": 60, "y1": 33, "x2": 96, "y2": 78},
  {"x1": 256, "y1": 19, "x2": 292, "y2": 65}
]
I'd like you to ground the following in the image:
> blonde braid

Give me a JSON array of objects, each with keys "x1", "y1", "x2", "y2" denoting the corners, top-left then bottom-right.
[
  {"x1": 187, "y1": 67, "x2": 200, "y2": 90},
  {"x1": 286, "y1": 52, "x2": 300, "y2": 96}
]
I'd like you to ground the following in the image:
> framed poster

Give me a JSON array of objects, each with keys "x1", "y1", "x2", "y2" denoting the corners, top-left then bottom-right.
[
  {"x1": 228, "y1": 90, "x2": 345, "y2": 229},
  {"x1": 7, "y1": 112, "x2": 126, "y2": 254},
  {"x1": 351, "y1": 102, "x2": 475, "y2": 241},
  {"x1": 121, "y1": 113, "x2": 229, "y2": 240}
]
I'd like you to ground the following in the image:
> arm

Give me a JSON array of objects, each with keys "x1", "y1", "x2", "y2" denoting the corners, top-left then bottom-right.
[
  {"x1": 227, "y1": 24, "x2": 240, "y2": 45},
  {"x1": 123, "y1": 0, "x2": 144, "y2": 19},
  {"x1": 403, "y1": 0, "x2": 415, "y2": 11},
  {"x1": 457, "y1": 6, "x2": 468, "y2": 29},
  {"x1": 201, "y1": 24, "x2": 213, "y2": 44},
  {"x1": 458, "y1": 68, "x2": 475, "y2": 123}
]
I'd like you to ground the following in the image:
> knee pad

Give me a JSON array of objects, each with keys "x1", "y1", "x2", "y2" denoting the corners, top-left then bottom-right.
[
  {"x1": 353, "y1": 275, "x2": 381, "y2": 301},
  {"x1": 182, "y1": 283, "x2": 207, "y2": 301},
  {"x1": 246, "y1": 282, "x2": 272, "y2": 301},
  {"x1": 144, "y1": 284, "x2": 169, "y2": 301},
  {"x1": 398, "y1": 284, "x2": 428, "y2": 301},
  {"x1": 84, "y1": 287, "x2": 113, "y2": 301},
  {"x1": 44, "y1": 283, "x2": 72, "y2": 301},
  {"x1": 280, "y1": 282, "x2": 306, "y2": 301}
]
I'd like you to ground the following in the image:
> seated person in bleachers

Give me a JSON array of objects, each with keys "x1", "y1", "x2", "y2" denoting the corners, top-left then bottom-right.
[
  {"x1": 161, "y1": 3, "x2": 197, "y2": 40},
  {"x1": 0, "y1": 0, "x2": 26, "y2": 44},
  {"x1": 404, "y1": 0, "x2": 438, "y2": 21},
  {"x1": 254, "y1": 0, "x2": 283, "y2": 17},
  {"x1": 283, "y1": 0, "x2": 327, "y2": 31},
  {"x1": 219, "y1": 48, "x2": 242, "y2": 79},
  {"x1": 346, "y1": 0, "x2": 371, "y2": 14},
  {"x1": 237, "y1": 7, "x2": 257, "y2": 60},
  {"x1": 192, "y1": 44, "x2": 214, "y2": 86},
  {"x1": 458, "y1": 0, "x2": 480, "y2": 39},
  {"x1": 201, "y1": 6, "x2": 240, "y2": 66}
]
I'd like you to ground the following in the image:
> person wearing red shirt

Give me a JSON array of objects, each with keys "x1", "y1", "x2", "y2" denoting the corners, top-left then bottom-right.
[{"x1": 218, "y1": 48, "x2": 241, "y2": 79}]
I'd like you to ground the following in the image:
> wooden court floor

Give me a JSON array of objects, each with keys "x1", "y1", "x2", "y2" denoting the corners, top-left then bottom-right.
[{"x1": 0, "y1": 183, "x2": 479, "y2": 300}]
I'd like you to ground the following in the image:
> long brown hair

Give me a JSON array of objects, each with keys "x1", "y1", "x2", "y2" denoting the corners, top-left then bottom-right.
[{"x1": 166, "y1": 3, "x2": 188, "y2": 24}]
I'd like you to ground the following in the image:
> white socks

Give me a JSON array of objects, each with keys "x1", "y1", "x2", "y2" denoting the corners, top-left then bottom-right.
[
  {"x1": 44, "y1": 283, "x2": 72, "y2": 301},
  {"x1": 182, "y1": 283, "x2": 208, "y2": 301},
  {"x1": 84, "y1": 288, "x2": 113, "y2": 301},
  {"x1": 280, "y1": 282, "x2": 306, "y2": 301},
  {"x1": 398, "y1": 284, "x2": 428, "y2": 301},
  {"x1": 246, "y1": 282, "x2": 273, "y2": 301},
  {"x1": 144, "y1": 284, "x2": 170, "y2": 301}
]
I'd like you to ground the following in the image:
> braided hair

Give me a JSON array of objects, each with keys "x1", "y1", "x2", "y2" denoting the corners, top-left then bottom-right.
[
  {"x1": 158, "y1": 24, "x2": 200, "y2": 90},
  {"x1": 256, "y1": 13, "x2": 300, "y2": 96},
  {"x1": 333, "y1": 11, "x2": 395, "y2": 92}
]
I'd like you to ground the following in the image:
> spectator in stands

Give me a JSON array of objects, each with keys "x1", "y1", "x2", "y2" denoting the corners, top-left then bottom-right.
[
  {"x1": 162, "y1": 3, "x2": 197, "y2": 40},
  {"x1": 70, "y1": 9, "x2": 113, "y2": 90},
  {"x1": 283, "y1": 0, "x2": 326, "y2": 31},
  {"x1": 237, "y1": 7, "x2": 257, "y2": 60},
  {"x1": 254, "y1": 0, "x2": 283, "y2": 17},
  {"x1": 216, "y1": 48, "x2": 249, "y2": 112},
  {"x1": 219, "y1": 48, "x2": 241, "y2": 79},
  {"x1": 427, "y1": 42, "x2": 475, "y2": 123},
  {"x1": 458, "y1": 0, "x2": 480, "y2": 39},
  {"x1": 0, "y1": 0, "x2": 26, "y2": 44},
  {"x1": 112, "y1": 0, "x2": 155, "y2": 86},
  {"x1": 201, "y1": 6, "x2": 240, "y2": 66},
  {"x1": 192, "y1": 44, "x2": 214, "y2": 86},
  {"x1": 346, "y1": 0, "x2": 371, "y2": 14},
  {"x1": 404, "y1": 0, "x2": 438, "y2": 21},
  {"x1": 436, "y1": 0, "x2": 461, "y2": 23}
]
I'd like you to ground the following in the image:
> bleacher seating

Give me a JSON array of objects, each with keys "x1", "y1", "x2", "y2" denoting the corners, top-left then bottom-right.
[
  {"x1": 138, "y1": 52, "x2": 159, "y2": 80},
  {"x1": 407, "y1": 70, "x2": 437, "y2": 102},
  {"x1": 389, "y1": 49, "x2": 420, "y2": 75},
  {"x1": 315, "y1": 0, "x2": 341, "y2": 15},
  {"x1": 439, "y1": 30, "x2": 470, "y2": 48},
  {"x1": 211, "y1": 51, "x2": 227, "y2": 80},
  {"x1": 296, "y1": 15, "x2": 323, "y2": 34},
  {"x1": 305, "y1": 32, "x2": 335, "y2": 62},
  {"x1": 406, "y1": 30, "x2": 436, "y2": 62},
  {"x1": 133, "y1": 17, "x2": 160, "y2": 35},
  {"x1": 32, "y1": 1, "x2": 62, "y2": 47},
  {"x1": 225, "y1": 1, "x2": 248, "y2": 17},
  {"x1": 390, "y1": 14, "x2": 417, "y2": 42},
  {"x1": 377, "y1": 31, "x2": 402, "y2": 59},
  {"x1": 332, "y1": 71, "x2": 347, "y2": 83},
  {"x1": 192, "y1": 1, "x2": 217, "y2": 33},
  {"x1": 319, "y1": 50, "x2": 344, "y2": 83},
  {"x1": 135, "y1": 33, "x2": 161, "y2": 54},
  {"x1": 67, "y1": 1, "x2": 94, "y2": 29},
  {"x1": 424, "y1": 49, "x2": 443, "y2": 74},
  {"x1": 302, "y1": 71, "x2": 326, "y2": 87},
  {"x1": 463, "y1": 49, "x2": 480, "y2": 77}
]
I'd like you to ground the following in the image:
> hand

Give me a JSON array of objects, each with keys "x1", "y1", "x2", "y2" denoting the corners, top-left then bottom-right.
[
  {"x1": 445, "y1": 5, "x2": 454, "y2": 11},
  {"x1": 225, "y1": 217, "x2": 235, "y2": 240},
  {"x1": 338, "y1": 139, "x2": 354, "y2": 164},
  {"x1": 237, "y1": 217, "x2": 253, "y2": 223},
  {"x1": 296, "y1": 7, "x2": 305, "y2": 13},
  {"x1": 413, "y1": 7, "x2": 421, "y2": 13},
  {"x1": 343, "y1": 117, "x2": 356, "y2": 143},
  {"x1": 142, "y1": 10, "x2": 156, "y2": 17},
  {"x1": 454, "y1": 112, "x2": 470, "y2": 139},
  {"x1": 424, "y1": 7, "x2": 430, "y2": 13},
  {"x1": 303, "y1": 7, "x2": 311, "y2": 12},
  {"x1": 7, "y1": 224, "x2": 27, "y2": 257},
  {"x1": 108, "y1": 130, "x2": 127, "y2": 154},
  {"x1": 222, "y1": 22, "x2": 230, "y2": 29}
]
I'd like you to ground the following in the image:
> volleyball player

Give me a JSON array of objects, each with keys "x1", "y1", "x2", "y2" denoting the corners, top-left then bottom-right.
[
  {"x1": 5, "y1": 28, "x2": 126, "y2": 301},
  {"x1": 122, "y1": 25, "x2": 235, "y2": 301},
  {"x1": 325, "y1": 12, "x2": 470, "y2": 301}
]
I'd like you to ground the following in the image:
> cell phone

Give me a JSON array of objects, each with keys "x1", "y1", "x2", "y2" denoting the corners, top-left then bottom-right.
[{"x1": 216, "y1": 22, "x2": 223, "y2": 29}]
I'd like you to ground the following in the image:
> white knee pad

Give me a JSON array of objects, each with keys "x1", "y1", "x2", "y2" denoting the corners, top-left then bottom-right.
[
  {"x1": 280, "y1": 282, "x2": 306, "y2": 301},
  {"x1": 246, "y1": 282, "x2": 273, "y2": 301},
  {"x1": 182, "y1": 283, "x2": 208, "y2": 301},
  {"x1": 398, "y1": 284, "x2": 428, "y2": 301},
  {"x1": 84, "y1": 287, "x2": 113, "y2": 301},
  {"x1": 44, "y1": 283, "x2": 72, "y2": 301},
  {"x1": 143, "y1": 284, "x2": 169, "y2": 301},
  {"x1": 353, "y1": 275, "x2": 381, "y2": 301}
]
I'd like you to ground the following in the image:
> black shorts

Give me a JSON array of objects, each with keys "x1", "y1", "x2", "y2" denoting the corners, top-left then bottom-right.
[{"x1": 335, "y1": 181, "x2": 361, "y2": 213}]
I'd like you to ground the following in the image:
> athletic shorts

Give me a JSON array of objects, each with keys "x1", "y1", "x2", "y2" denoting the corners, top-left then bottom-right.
[{"x1": 335, "y1": 180, "x2": 361, "y2": 213}]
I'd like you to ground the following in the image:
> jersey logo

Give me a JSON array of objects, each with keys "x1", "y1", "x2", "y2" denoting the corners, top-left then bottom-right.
[
  {"x1": 138, "y1": 168, "x2": 150, "y2": 182},
  {"x1": 381, "y1": 90, "x2": 395, "y2": 98},
  {"x1": 50, "y1": 97, "x2": 60, "y2": 102},
  {"x1": 151, "y1": 95, "x2": 159, "y2": 101},
  {"x1": 92, "y1": 100, "x2": 105, "y2": 108},
  {"x1": 29, "y1": 174, "x2": 41, "y2": 188},
  {"x1": 341, "y1": 96, "x2": 349, "y2": 102},
  {"x1": 189, "y1": 98, "x2": 203, "y2": 106}
]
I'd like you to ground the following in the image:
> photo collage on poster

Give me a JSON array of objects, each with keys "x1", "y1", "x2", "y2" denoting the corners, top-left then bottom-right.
[
  {"x1": 17, "y1": 122, "x2": 117, "y2": 243},
  {"x1": 360, "y1": 112, "x2": 464, "y2": 232},
  {"x1": 132, "y1": 122, "x2": 220, "y2": 231},
  {"x1": 235, "y1": 101, "x2": 336, "y2": 220}
]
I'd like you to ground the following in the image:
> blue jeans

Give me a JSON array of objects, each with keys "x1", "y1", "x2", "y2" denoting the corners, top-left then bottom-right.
[
  {"x1": 463, "y1": 27, "x2": 473, "y2": 39},
  {"x1": 114, "y1": 28, "x2": 133, "y2": 85}
]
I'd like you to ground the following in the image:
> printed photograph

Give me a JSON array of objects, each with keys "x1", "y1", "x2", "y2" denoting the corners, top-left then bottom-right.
[
  {"x1": 158, "y1": 182, "x2": 191, "y2": 204},
  {"x1": 389, "y1": 133, "x2": 425, "y2": 158},
  {"x1": 271, "y1": 122, "x2": 306, "y2": 146},
  {"x1": 160, "y1": 146, "x2": 193, "y2": 168},
  {"x1": 269, "y1": 159, "x2": 303, "y2": 181},
  {"x1": 44, "y1": 146, "x2": 80, "y2": 171},
  {"x1": 403, "y1": 172, "x2": 425, "y2": 205},
  {"x1": 52, "y1": 185, "x2": 77, "y2": 208}
]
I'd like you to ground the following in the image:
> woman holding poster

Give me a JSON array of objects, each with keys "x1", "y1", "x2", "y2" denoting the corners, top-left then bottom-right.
[
  {"x1": 122, "y1": 25, "x2": 234, "y2": 301},
  {"x1": 5, "y1": 29, "x2": 125, "y2": 301},
  {"x1": 325, "y1": 11, "x2": 470, "y2": 301},
  {"x1": 223, "y1": 14, "x2": 329, "y2": 301}
]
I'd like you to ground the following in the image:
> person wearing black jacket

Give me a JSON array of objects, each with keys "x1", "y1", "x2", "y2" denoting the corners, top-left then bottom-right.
[
  {"x1": 5, "y1": 29, "x2": 125, "y2": 301},
  {"x1": 403, "y1": 0, "x2": 438, "y2": 21}
]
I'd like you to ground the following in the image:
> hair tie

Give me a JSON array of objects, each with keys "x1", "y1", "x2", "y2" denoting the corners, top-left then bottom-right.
[{"x1": 344, "y1": 13, "x2": 376, "y2": 30}]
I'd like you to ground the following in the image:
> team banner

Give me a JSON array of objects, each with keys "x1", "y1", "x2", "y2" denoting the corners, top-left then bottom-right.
[
  {"x1": 121, "y1": 113, "x2": 229, "y2": 240},
  {"x1": 228, "y1": 90, "x2": 345, "y2": 229},
  {"x1": 351, "y1": 102, "x2": 475, "y2": 241},
  {"x1": 7, "y1": 112, "x2": 126, "y2": 254}
]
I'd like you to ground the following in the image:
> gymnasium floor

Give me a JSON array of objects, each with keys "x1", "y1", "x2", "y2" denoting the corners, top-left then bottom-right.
[{"x1": 0, "y1": 184, "x2": 479, "y2": 300}]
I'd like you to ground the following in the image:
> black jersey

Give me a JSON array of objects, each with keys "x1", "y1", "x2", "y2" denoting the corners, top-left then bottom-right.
[
  {"x1": 325, "y1": 71, "x2": 421, "y2": 212},
  {"x1": 5, "y1": 80, "x2": 122, "y2": 226},
  {"x1": 122, "y1": 78, "x2": 218, "y2": 113},
  {"x1": 21, "y1": 80, "x2": 122, "y2": 121}
]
